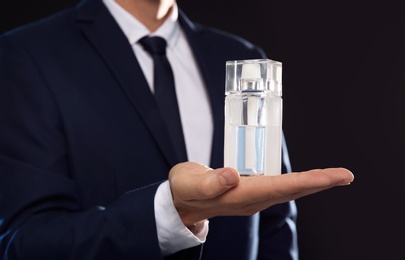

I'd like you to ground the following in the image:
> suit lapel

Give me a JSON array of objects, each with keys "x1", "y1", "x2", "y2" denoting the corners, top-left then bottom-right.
[
  {"x1": 75, "y1": 0, "x2": 179, "y2": 166},
  {"x1": 179, "y1": 10, "x2": 265, "y2": 168},
  {"x1": 179, "y1": 11, "x2": 226, "y2": 168}
]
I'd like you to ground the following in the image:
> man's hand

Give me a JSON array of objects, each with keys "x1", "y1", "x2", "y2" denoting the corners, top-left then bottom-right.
[{"x1": 169, "y1": 162, "x2": 354, "y2": 227}]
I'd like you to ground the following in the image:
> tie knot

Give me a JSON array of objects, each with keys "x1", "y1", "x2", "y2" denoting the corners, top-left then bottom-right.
[{"x1": 139, "y1": 36, "x2": 167, "y2": 56}]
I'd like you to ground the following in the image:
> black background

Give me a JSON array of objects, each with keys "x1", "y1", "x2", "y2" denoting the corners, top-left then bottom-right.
[{"x1": 1, "y1": 0, "x2": 404, "y2": 259}]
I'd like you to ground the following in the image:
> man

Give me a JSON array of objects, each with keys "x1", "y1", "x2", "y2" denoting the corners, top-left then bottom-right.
[{"x1": 0, "y1": 0, "x2": 354, "y2": 259}]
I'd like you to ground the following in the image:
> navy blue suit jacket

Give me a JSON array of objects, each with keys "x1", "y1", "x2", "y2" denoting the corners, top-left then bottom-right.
[{"x1": 0, "y1": 0, "x2": 297, "y2": 259}]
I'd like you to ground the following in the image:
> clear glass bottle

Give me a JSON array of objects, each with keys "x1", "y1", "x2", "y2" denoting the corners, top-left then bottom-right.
[{"x1": 224, "y1": 59, "x2": 283, "y2": 176}]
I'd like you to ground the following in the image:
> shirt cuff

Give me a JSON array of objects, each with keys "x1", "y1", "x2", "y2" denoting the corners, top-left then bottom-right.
[{"x1": 154, "y1": 181, "x2": 209, "y2": 256}]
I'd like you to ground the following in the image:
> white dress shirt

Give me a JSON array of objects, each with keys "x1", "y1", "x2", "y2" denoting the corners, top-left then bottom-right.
[{"x1": 103, "y1": 0, "x2": 212, "y2": 256}]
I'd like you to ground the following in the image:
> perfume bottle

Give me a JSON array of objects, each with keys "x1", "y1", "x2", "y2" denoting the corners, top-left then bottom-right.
[{"x1": 224, "y1": 59, "x2": 283, "y2": 176}]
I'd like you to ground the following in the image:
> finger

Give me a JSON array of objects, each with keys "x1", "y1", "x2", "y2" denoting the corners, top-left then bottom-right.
[
  {"x1": 218, "y1": 168, "x2": 354, "y2": 206},
  {"x1": 272, "y1": 168, "x2": 354, "y2": 193},
  {"x1": 170, "y1": 162, "x2": 240, "y2": 201}
]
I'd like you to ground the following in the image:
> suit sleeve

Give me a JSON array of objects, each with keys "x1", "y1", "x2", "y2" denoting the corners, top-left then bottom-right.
[
  {"x1": 0, "y1": 34, "x2": 167, "y2": 259},
  {"x1": 258, "y1": 135, "x2": 299, "y2": 260}
]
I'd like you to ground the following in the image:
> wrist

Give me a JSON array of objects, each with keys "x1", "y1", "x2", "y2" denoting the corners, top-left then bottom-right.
[{"x1": 187, "y1": 220, "x2": 206, "y2": 235}]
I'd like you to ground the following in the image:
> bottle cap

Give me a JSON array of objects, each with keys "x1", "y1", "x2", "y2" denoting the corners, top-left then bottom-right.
[{"x1": 225, "y1": 59, "x2": 282, "y2": 96}]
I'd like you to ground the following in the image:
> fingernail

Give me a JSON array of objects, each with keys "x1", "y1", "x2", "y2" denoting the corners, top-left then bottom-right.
[{"x1": 219, "y1": 170, "x2": 237, "y2": 186}]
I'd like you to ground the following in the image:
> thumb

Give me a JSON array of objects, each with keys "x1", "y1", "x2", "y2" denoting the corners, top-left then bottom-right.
[
  {"x1": 213, "y1": 167, "x2": 240, "y2": 187},
  {"x1": 170, "y1": 162, "x2": 240, "y2": 201}
]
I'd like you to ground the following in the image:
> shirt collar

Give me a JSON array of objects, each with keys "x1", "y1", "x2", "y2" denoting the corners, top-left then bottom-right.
[{"x1": 103, "y1": 0, "x2": 180, "y2": 49}]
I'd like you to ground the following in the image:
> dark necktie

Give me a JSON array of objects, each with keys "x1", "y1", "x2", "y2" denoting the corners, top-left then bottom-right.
[{"x1": 138, "y1": 36, "x2": 188, "y2": 162}]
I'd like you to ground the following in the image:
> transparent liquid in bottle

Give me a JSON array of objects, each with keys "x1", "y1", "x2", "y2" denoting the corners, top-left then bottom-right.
[{"x1": 231, "y1": 125, "x2": 266, "y2": 176}]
